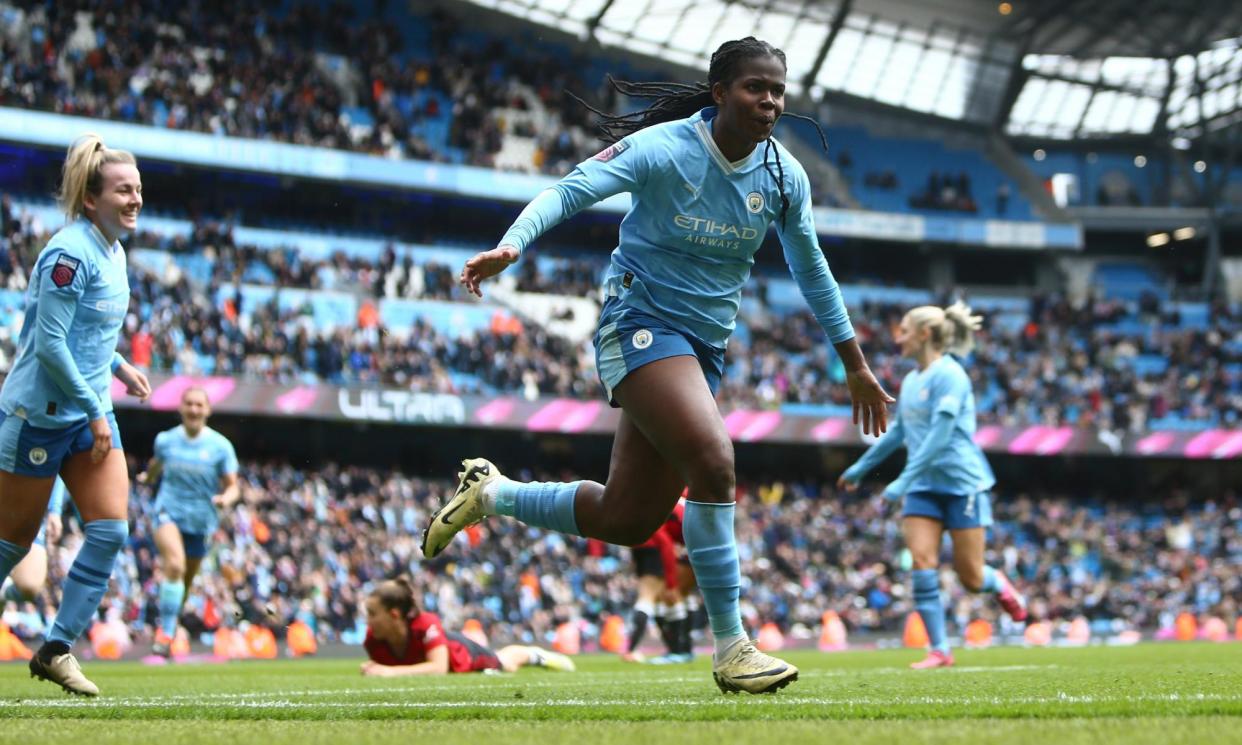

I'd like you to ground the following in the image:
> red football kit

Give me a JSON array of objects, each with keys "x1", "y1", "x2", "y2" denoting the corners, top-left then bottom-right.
[{"x1": 365, "y1": 611, "x2": 500, "y2": 673}]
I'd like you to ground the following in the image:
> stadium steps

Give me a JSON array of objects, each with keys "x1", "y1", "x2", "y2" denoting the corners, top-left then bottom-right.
[
  {"x1": 779, "y1": 123, "x2": 859, "y2": 209},
  {"x1": 984, "y1": 134, "x2": 1070, "y2": 222},
  {"x1": 487, "y1": 276, "x2": 600, "y2": 345}
]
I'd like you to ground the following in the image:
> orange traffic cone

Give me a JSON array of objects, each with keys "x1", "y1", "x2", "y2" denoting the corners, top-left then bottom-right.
[
  {"x1": 818, "y1": 611, "x2": 848, "y2": 652},
  {"x1": 903, "y1": 612, "x2": 929, "y2": 649},
  {"x1": 1065, "y1": 616, "x2": 1090, "y2": 646},
  {"x1": 756, "y1": 622, "x2": 784, "y2": 651},
  {"x1": 171, "y1": 627, "x2": 191, "y2": 657},
  {"x1": 599, "y1": 615, "x2": 626, "y2": 654},
  {"x1": 1201, "y1": 617, "x2": 1228, "y2": 642},
  {"x1": 461, "y1": 618, "x2": 488, "y2": 648},
  {"x1": 0, "y1": 622, "x2": 32, "y2": 661},
  {"x1": 245, "y1": 625, "x2": 278, "y2": 659},
  {"x1": 1174, "y1": 612, "x2": 1197, "y2": 642},
  {"x1": 1024, "y1": 621, "x2": 1052, "y2": 646},
  {"x1": 553, "y1": 622, "x2": 580, "y2": 655},
  {"x1": 89, "y1": 622, "x2": 124, "y2": 660},
  {"x1": 964, "y1": 619, "x2": 993, "y2": 648},
  {"x1": 213, "y1": 627, "x2": 234, "y2": 659},
  {"x1": 286, "y1": 620, "x2": 318, "y2": 657},
  {"x1": 214, "y1": 627, "x2": 252, "y2": 659}
]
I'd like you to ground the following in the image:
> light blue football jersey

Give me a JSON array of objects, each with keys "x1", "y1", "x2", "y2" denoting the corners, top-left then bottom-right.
[
  {"x1": 0, "y1": 218, "x2": 129, "y2": 427},
  {"x1": 152, "y1": 425, "x2": 239, "y2": 534},
  {"x1": 500, "y1": 107, "x2": 853, "y2": 349},
  {"x1": 890, "y1": 355, "x2": 995, "y2": 496}
]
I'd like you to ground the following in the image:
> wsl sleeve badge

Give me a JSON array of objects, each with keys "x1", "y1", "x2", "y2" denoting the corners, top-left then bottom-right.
[
  {"x1": 592, "y1": 140, "x2": 629, "y2": 162},
  {"x1": 50, "y1": 254, "x2": 81, "y2": 288}
]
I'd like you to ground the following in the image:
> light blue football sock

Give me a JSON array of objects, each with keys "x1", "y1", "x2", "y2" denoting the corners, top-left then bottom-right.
[
  {"x1": 47, "y1": 520, "x2": 127, "y2": 645},
  {"x1": 979, "y1": 565, "x2": 1001, "y2": 594},
  {"x1": 499, "y1": 480, "x2": 583, "y2": 536},
  {"x1": 913, "y1": 568, "x2": 950, "y2": 654},
  {"x1": 682, "y1": 500, "x2": 746, "y2": 660},
  {"x1": 158, "y1": 580, "x2": 186, "y2": 638}
]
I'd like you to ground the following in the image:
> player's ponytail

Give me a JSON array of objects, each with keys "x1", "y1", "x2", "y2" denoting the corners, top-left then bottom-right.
[
  {"x1": 940, "y1": 301, "x2": 982, "y2": 357},
  {"x1": 371, "y1": 576, "x2": 420, "y2": 620},
  {"x1": 907, "y1": 302, "x2": 983, "y2": 356},
  {"x1": 57, "y1": 133, "x2": 137, "y2": 221}
]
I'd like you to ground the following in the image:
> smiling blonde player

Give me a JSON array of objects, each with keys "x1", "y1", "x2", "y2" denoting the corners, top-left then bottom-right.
[{"x1": 0, "y1": 134, "x2": 151, "y2": 695}]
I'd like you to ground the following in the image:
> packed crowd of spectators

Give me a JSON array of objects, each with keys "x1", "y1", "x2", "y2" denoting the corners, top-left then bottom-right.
[
  {"x1": 3, "y1": 459, "x2": 1237, "y2": 649},
  {"x1": 1, "y1": 0, "x2": 1022, "y2": 210},
  {"x1": 730, "y1": 289, "x2": 1242, "y2": 431},
  {"x1": 0, "y1": 0, "x2": 602, "y2": 173},
  {"x1": 1, "y1": 196, "x2": 1238, "y2": 428}
]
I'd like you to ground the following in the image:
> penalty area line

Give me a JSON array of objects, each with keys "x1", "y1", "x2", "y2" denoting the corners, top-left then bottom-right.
[{"x1": 4, "y1": 691, "x2": 1239, "y2": 710}]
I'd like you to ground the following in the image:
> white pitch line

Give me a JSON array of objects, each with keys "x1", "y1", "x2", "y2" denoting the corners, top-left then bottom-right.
[
  {"x1": 0, "y1": 667, "x2": 1050, "y2": 705},
  {"x1": 801, "y1": 664, "x2": 1057, "y2": 677},
  {"x1": 4, "y1": 692, "x2": 1239, "y2": 710}
]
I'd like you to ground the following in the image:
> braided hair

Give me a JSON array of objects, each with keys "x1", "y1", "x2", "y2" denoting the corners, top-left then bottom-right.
[{"x1": 569, "y1": 37, "x2": 828, "y2": 228}]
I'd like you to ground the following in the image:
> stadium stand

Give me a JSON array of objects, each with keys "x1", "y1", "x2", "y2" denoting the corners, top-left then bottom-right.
[{"x1": 2, "y1": 196, "x2": 1238, "y2": 428}]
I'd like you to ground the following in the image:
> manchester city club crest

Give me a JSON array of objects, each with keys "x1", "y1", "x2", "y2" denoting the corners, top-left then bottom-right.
[
  {"x1": 632, "y1": 329, "x2": 653, "y2": 349},
  {"x1": 746, "y1": 192, "x2": 765, "y2": 214}
]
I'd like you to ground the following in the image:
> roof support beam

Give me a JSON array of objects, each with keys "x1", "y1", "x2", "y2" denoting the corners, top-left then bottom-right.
[
  {"x1": 803, "y1": 0, "x2": 852, "y2": 93},
  {"x1": 585, "y1": 0, "x2": 616, "y2": 41}
]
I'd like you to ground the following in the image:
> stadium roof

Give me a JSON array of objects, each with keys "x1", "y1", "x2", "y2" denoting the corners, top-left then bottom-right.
[{"x1": 463, "y1": 0, "x2": 1241, "y2": 140}]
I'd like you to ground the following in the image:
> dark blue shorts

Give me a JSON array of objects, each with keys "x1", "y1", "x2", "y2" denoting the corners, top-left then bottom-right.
[
  {"x1": 903, "y1": 490, "x2": 993, "y2": 530},
  {"x1": 0, "y1": 411, "x2": 122, "y2": 477},
  {"x1": 154, "y1": 512, "x2": 211, "y2": 559},
  {"x1": 593, "y1": 302, "x2": 724, "y2": 407}
]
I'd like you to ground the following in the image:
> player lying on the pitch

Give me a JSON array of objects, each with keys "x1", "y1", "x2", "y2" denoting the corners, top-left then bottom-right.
[{"x1": 361, "y1": 577, "x2": 575, "y2": 676}]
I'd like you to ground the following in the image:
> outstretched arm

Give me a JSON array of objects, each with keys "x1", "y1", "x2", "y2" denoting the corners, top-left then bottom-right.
[
  {"x1": 360, "y1": 645, "x2": 450, "y2": 677},
  {"x1": 462, "y1": 137, "x2": 654, "y2": 297}
]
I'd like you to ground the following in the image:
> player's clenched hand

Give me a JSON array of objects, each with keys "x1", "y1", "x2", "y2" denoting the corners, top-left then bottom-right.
[
  {"x1": 846, "y1": 367, "x2": 895, "y2": 436},
  {"x1": 89, "y1": 416, "x2": 113, "y2": 463},
  {"x1": 460, "y1": 245, "x2": 519, "y2": 298}
]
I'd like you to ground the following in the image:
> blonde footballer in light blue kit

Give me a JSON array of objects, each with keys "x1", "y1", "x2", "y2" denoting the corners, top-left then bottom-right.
[
  {"x1": 0, "y1": 134, "x2": 151, "y2": 695},
  {"x1": 839, "y1": 302, "x2": 1028, "y2": 669}
]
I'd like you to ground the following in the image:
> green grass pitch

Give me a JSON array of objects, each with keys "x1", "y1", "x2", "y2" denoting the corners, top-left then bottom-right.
[{"x1": 1, "y1": 643, "x2": 1239, "y2": 744}]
